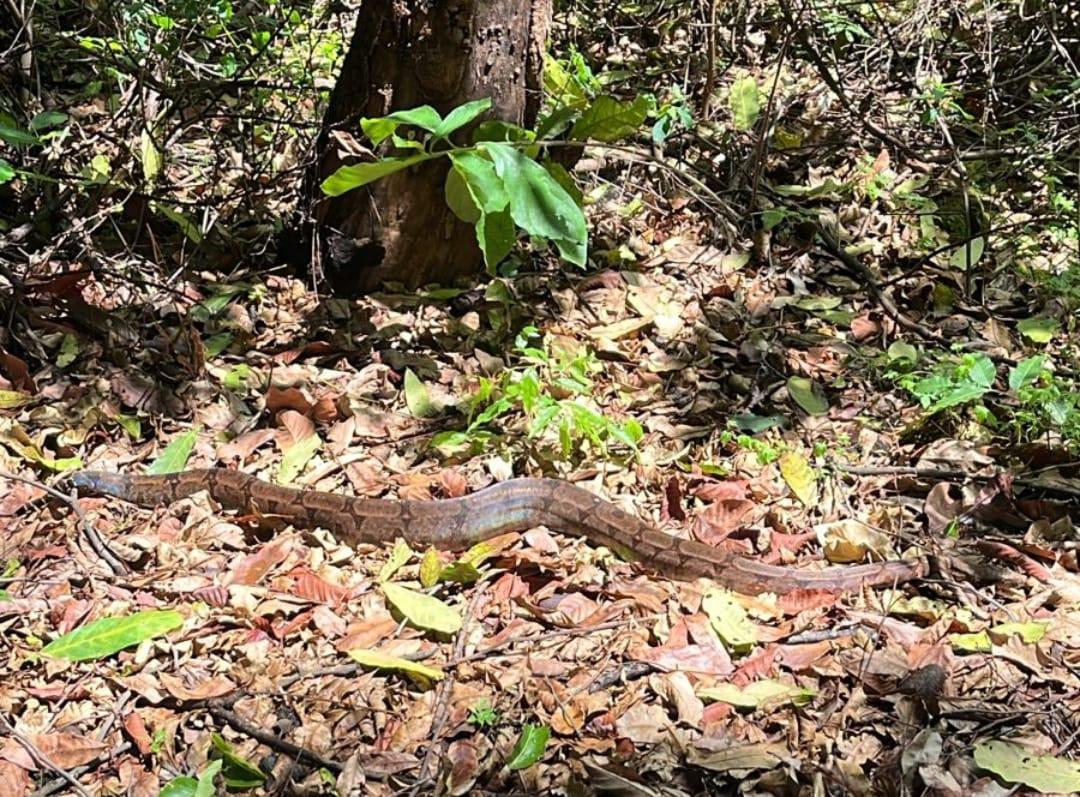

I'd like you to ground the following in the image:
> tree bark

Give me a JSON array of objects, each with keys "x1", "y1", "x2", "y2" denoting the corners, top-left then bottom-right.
[{"x1": 311, "y1": 0, "x2": 552, "y2": 296}]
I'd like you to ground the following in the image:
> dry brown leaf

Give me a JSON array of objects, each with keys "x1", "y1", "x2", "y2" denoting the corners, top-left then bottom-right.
[
  {"x1": 25, "y1": 732, "x2": 106, "y2": 769},
  {"x1": 226, "y1": 537, "x2": 292, "y2": 586},
  {"x1": 160, "y1": 671, "x2": 237, "y2": 701}
]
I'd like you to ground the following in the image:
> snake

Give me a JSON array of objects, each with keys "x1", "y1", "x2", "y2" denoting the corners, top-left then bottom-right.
[{"x1": 71, "y1": 469, "x2": 926, "y2": 595}]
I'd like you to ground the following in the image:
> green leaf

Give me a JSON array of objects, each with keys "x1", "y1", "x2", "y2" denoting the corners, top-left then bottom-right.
[
  {"x1": 1017, "y1": 316, "x2": 1059, "y2": 344},
  {"x1": 404, "y1": 368, "x2": 438, "y2": 418},
  {"x1": 361, "y1": 105, "x2": 444, "y2": 145},
  {"x1": 949, "y1": 631, "x2": 992, "y2": 652},
  {"x1": 0, "y1": 157, "x2": 14, "y2": 184},
  {"x1": 481, "y1": 142, "x2": 587, "y2": 267},
  {"x1": 929, "y1": 383, "x2": 989, "y2": 413},
  {"x1": 146, "y1": 428, "x2": 199, "y2": 475},
  {"x1": 887, "y1": 341, "x2": 919, "y2": 366},
  {"x1": 702, "y1": 589, "x2": 757, "y2": 650},
  {"x1": 382, "y1": 583, "x2": 462, "y2": 635},
  {"x1": 968, "y1": 355, "x2": 997, "y2": 388},
  {"x1": 731, "y1": 414, "x2": 786, "y2": 433},
  {"x1": 56, "y1": 333, "x2": 80, "y2": 368},
  {"x1": 569, "y1": 95, "x2": 649, "y2": 142},
  {"x1": 1008, "y1": 355, "x2": 1045, "y2": 391},
  {"x1": 141, "y1": 130, "x2": 162, "y2": 182},
  {"x1": 116, "y1": 415, "x2": 141, "y2": 439},
  {"x1": 506, "y1": 724, "x2": 550, "y2": 770},
  {"x1": 698, "y1": 680, "x2": 815, "y2": 709},
  {"x1": 974, "y1": 740, "x2": 1080, "y2": 793},
  {"x1": 347, "y1": 649, "x2": 444, "y2": 683},
  {"x1": 159, "y1": 775, "x2": 199, "y2": 797},
  {"x1": 277, "y1": 433, "x2": 322, "y2": 484},
  {"x1": 202, "y1": 332, "x2": 232, "y2": 358},
  {"x1": 448, "y1": 151, "x2": 510, "y2": 214},
  {"x1": 210, "y1": 733, "x2": 266, "y2": 789},
  {"x1": 194, "y1": 760, "x2": 222, "y2": 797},
  {"x1": 378, "y1": 540, "x2": 413, "y2": 584},
  {"x1": 477, "y1": 208, "x2": 516, "y2": 270},
  {"x1": 947, "y1": 236, "x2": 985, "y2": 270},
  {"x1": 0, "y1": 124, "x2": 41, "y2": 146},
  {"x1": 445, "y1": 166, "x2": 482, "y2": 223},
  {"x1": 434, "y1": 98, "x2": 492, "y2": 139},
  {"x1": 786, "y1": 376, "x2": 830, "y2": 416},
  {"x1": 729, "y1": 75, "x2": 760, "y2": 130},
  {"x1": 320, "y1": 154, "x2": 434, "y2": 197},
  {"x1": 42, "y1": 609, "x2": 184, "y2": 661}
]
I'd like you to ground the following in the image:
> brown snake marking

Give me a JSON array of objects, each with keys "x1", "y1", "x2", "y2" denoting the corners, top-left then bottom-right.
[{"x1": 71, "y1": 469, "x2": 927, "y2": 595}]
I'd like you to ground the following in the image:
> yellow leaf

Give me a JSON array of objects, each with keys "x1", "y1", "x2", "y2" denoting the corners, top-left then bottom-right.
[
  {"x1": 346, "y1": 649, "x2": 443, "y2": 685},
  {"x1": 419, "y1": 548, "x2": 442, "y2": 588},
  {"x1": 382, "y1": 583, "x2": 462, "y2": 635},
  {"x1": 974, "y1": 740, "x2": 1080, "y2": 793},
  {"x1": 778, "y1": 451, "x2": 817, "y2": 506},
  {"x1": 702, "y1": 589, "x2": 757, "y2": 652},
  {"x1": 378, "y1": 540, "x2": 413, "y2": 584},
  {"x1": 815, "y1": 518, "x2": 893, "y2": 563},
  {"x1": 698, "y1": 679, "x2": 815, "y2": 709}
]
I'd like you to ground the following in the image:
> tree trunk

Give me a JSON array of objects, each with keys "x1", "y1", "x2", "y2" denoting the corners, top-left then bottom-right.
[{"x1": 311, "y1": 0, "x2": 552, "y2": 296}]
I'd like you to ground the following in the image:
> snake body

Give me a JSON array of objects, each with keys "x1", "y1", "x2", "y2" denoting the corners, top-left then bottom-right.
[{"x1": 71, "y1": 469, "x2": 926, "y2": 595}]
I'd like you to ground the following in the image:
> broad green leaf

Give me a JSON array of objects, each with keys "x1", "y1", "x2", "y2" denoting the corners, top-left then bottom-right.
[
  {"x1": 320, "y1": 154, "x2": 434, "y2": 197},
  {"x1": 0, "y1": 157, "x2": 14, "y2": 184},
  {"x1": 361, "y1": 105, "x2": 444, "y2": 145},
  {"x1": 887, "y1": 341, "x2": 919, "y2": 366},
  {"x1": 445, "y1": 166, "x2": 482, "y2": 223},
  {"x1": 792, "y1": 295, "x2": 842, "y2": 311},
  {"x1": 147, "y1": 429, "x2": 198, "y2": 475},
  {"x1": 159, "y1": 775, "x2": 198, "y2": 797},
  {"x1": 222, "y1": 364, "x2": 253, "y2": 391},
  {"x1": 968, "y1": 354, "x2": 997, "y2": 388},
  {"x1": 786, "y1": 376, "x2": 829, "y2": 415},
  {"x1": 0, "y1": 390, "x2": 33, "y2": 409},
  {"x1": 569, "y1": 95, "x2": 649, "y2": 142},
  {"x1": 770, "y1": 178, "x2": 848, "y2": 198},
  {"x1": 729, "y1": 76, "x2": 760, "y2": 130},
  {"x1": 30, "y1": 111, "x2": 68, "y2": 132},
  {"x1": 544, "y1": 161, "x2": 583, "y2": 206},
  {"x1": 928, "y1": 383, "x2": 989, "y2": 413},
  {"x1": 379, "y1": 540, "x2": 414, "y2": 584},
  {"x1": 732, "y1": 414, "x2": 787, "y2": 433},
  {"x1": 1008, "y1": 355, "x2": 1045, "y2": 391},
  {"x1": 210, "y1": 733, "x2": 266, "y2": 789},
  {"x1": 542, "y1": 56, "x2": 588, "y2": 110},
  {"x1": 0, "y1": 124, "x2": 41, "y2": 146},
  {"x1": 698, "y1": 680, "x2": 815, "y2": 708},
  {"x1": 477, "y1": 207, "x2": 516, "y2": 270},
  {"x1": 506, "y1": 724, "x2": 550, "y2": 770},
  {"x1": 947, "y1": 236, "x2": 985, "y2": 270},
  {"x1": 991, "y1": 621, "x2": 1048, "y2": 643},
  {"x1": 277, "y1": 432, "x2": 322, "y2": 484},
  {"x1": 434, "y1": 98, "x2": 492, "y2": 139},
  {"x1": 448, "y1": 151, "x2": 509, "y2": 214},
  {"x1": 779, "y1": 451, "x2": 818, "y2": 506},
  {"x1": 1017, "y1": 316, "x2": 1059, "y2": 344},
  {"x1": 202, "y1": 332, "x2": 232, "y2": 358},
  {"x1": 404, "y1": 368, "x2": 438, "y2": 418},
  {"x1": 347, "y1": 649, "x2": 444, "y2": 683},
  {"x1": 950, "y1": 631, "x2": 992, "y2": 652},
  {"x1": 115, "y1": 415, "x2": 141, "y2": 439},
  {"x1": 382, "y1": 582, "x2": 462, "y2": 634},
  {"x1": 141, "y1": 130, "x2": 162, "y2": 182},
  {"x1": 974, "y1": 740, "x2": 1080, "y2": 793},
  {"x1": 56, "y1": 333, "x2": 80, "y2": 368},
  {"x1": 42, "y1": 609, "x2": 183, "y2": 660},
  {"x1": 702, "y1": 589, "x2": 757, "y2": 651},
  {"x1": 481, "y1": 142, "x2": 587, "y2": 267},
  {"x1": 195, "y1": 760, "x2": 222, "y2": 797},
  {"x1": 437, "y1": 560, "x2": 483, "y2": 585},
  {"x1": 151, "y1": 201, "x2": 202, "y2": 243},
  {"x1": 473, "y1": 120, "x2": 536, "y2": 144}
]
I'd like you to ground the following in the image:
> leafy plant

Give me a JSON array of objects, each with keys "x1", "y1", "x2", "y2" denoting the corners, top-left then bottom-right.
[
  {"x1": 432, "y1": 327, "x2": 643, "y2": 461},
  {"x1": 468, "y1": 700, "x2": 499, "y2": 728}
]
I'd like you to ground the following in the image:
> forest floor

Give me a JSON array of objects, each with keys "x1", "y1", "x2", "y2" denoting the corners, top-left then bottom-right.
[{"x1": 3, "y1": 211, "x2": 1080, "y2": 795}]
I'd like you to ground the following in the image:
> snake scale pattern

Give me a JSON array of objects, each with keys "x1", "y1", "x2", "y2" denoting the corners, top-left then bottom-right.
[{"x1": 71, "y1": 469, "x2": 926, "y2": 594}]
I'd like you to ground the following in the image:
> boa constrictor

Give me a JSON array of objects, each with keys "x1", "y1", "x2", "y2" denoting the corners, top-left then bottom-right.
[{"x1": 72, "y1": 469, "x2": 926, "y2": 595}]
